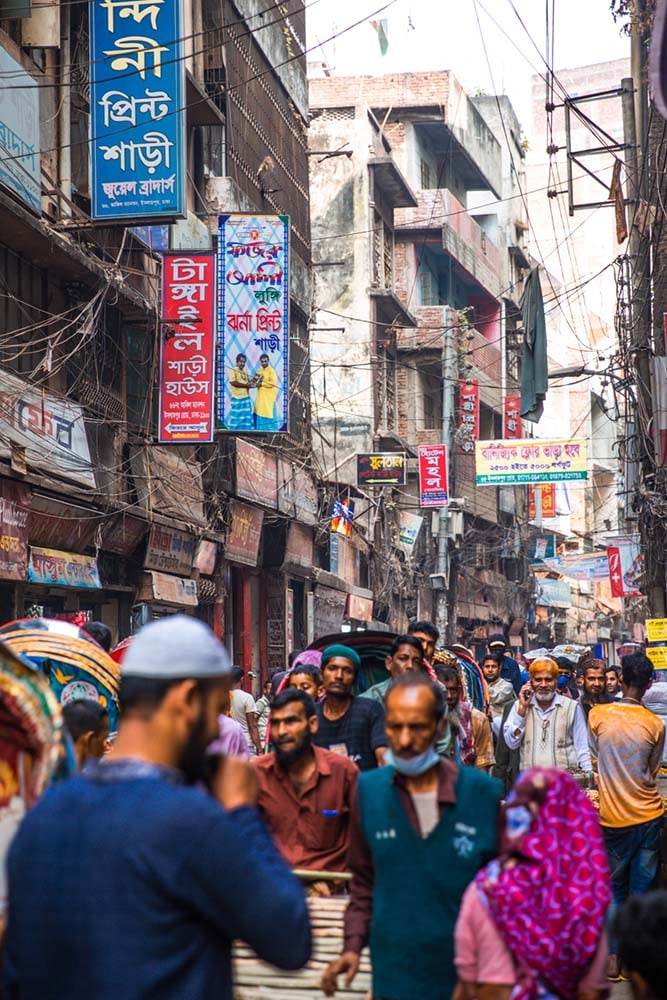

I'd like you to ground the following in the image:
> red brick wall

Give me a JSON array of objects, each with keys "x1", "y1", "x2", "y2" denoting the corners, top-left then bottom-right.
[{"x1": 309, "y1": 72, "x2": 450, "y2": 112}]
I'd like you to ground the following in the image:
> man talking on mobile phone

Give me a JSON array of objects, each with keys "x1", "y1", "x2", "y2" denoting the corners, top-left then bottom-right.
[
  {"x1": 502, "y1": 656, "x2": 592, "y2": 776},
  {"x1": 3, "y1": 616, "x2": 311, "y2": 999}
]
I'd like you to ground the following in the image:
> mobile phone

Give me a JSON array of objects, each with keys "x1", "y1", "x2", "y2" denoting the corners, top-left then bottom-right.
[{"x1": 522, "y1": 689, "x2": 533, "y2": 703}]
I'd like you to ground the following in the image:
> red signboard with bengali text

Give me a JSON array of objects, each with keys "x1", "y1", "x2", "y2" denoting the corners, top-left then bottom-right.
[
  {"x1": 159, "y1": 253, "x2": 216, "y2": 443},
  {"x1": 503, "y1": 396, "x2": 521, "y2": 439},
  {"x1": 458, "y1": 381, "x2": 479, "y2": 454},
  {"x1": 528, "y1": 483, "x2": 556, "y2": 519},
  {"x1": 418, "y1": 445, "x2": 449, "y2": 508}
]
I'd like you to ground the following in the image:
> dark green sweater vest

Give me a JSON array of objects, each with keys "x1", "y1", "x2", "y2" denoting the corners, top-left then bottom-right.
[{"x1": 359, "y1": 765, "x2": 502, "y2": 1000}]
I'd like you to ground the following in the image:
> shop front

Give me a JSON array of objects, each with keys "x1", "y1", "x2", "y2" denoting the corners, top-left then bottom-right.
[
  {"x1": 131, "y1": 523, "x2": 198, "y2": 630},
  {"x1": 223, "y1": 500, "x2": 264, "y2": 686},
  {"x1": 312, "y1": 576, "x2": 349, "y2": 638},
  {"x1": 0, "y1": 478, "x2": 31, "y2": 622},
  {"x1": 282, "y1": 522, "x2": 315, "y2": 655},
  {"x1": 23, "y1": 546, "x2": 105, "y2": 624}
]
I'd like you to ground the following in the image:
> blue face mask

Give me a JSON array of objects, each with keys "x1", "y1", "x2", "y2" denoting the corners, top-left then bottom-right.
[
  {"x1": 557, "y1": 674, "x2": 569, "y2": 689},
  {"x1": 384, "y1": 746, "x2": 441, "y2": 777}
]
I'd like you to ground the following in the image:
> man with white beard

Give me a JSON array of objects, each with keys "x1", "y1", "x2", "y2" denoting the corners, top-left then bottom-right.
[{"x1": 503, "y1": 656, "x2": 592, "y2": 776}]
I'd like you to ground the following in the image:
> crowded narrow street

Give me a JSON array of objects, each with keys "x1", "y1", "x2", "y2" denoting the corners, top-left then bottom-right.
[{"x1": 0, "y1": 0, "x2": 667, "y2": 996}]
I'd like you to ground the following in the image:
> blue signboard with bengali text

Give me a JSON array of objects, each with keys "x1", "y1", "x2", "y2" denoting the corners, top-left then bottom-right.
[
  {"x1": 0, "y1": 47, "x2": 41, "y2": 214},
  {"x1": 89, "y1": 0, "x2": 185, "y2": 220}
]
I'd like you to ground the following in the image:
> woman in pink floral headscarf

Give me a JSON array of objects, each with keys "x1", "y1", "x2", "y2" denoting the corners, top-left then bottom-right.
[{"x1": 454, "y1": 768, "x2": 612, "y2": 1000}]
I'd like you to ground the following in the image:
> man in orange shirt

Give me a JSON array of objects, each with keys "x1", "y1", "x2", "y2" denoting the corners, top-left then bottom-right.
[
  {"x1": 589, "y1": 652, "x2": 666, "y2": 979},
  {"x1": 254, "y1": 688, "x2": 357, "y2": 896}
]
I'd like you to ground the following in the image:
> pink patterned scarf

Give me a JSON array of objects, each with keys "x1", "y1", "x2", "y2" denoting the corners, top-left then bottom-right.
[{"x1": 476, "y1": 768, "x2": 611, "y2": 1000}]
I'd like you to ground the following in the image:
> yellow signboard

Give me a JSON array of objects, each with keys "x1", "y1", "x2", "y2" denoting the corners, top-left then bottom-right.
[
  {"x1": 475, "y1": 438, "x2": 588, "y2": 486},
  {"x1": 646, "y1": 646, "x2": 667, "y2": 669},
  {"x1": 646, "y1": 619, "x2": 667, "y2": 643}
]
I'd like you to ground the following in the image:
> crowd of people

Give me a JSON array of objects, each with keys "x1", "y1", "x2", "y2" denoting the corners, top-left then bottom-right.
[{"x1": 1, "y1": 614, "x2": 667, "y2": 1000}]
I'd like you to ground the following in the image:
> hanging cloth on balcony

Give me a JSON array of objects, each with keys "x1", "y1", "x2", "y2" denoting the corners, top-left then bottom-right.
[{"x1": 519, "y1": 266, "x2": 548, "y2": 422}]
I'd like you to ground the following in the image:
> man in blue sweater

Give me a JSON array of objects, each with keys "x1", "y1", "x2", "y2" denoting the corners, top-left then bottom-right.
[
  {"x1": 321, "y1": 673, "x2": 502, "y2": 1000},
  {"x1": 3, "y1": 616, "x2": 311, "y2": 999}
]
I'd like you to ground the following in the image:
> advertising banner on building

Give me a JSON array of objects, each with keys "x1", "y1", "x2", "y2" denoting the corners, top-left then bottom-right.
[
  {"x1": 540, "y1": 551, "x2": 610, "y2": 581},
  {"x1": 647, "y1": 618, "x2": 667, "y2": 643},
  {"x1": 278, "y1": 460, "x2": 319, "y2": 525},
  {"x1": 418, "y1": 444, "x2": 449, "y2": 507},
  {"x1": 528, "y1": 483, "x2": 556, "y2": 519},
  {"x1": 0, "y1": 369, "x2": 95, "y2": 488},
  {"x1": 530, "y1": 535, "x2": 556, "y2": 561},
  {"x1": 475, "y1": 439, "x2": 588, "y2": 485},
  {"x1": 144, "y1": 524, "x2": 195, "y2": 576},
  {"x1": 397, "y1": 512, "x2": 424, "y2": 558},
  {"x1": 217, "y1": 214, "x2": 289, "y2": 433},
  {"x1": 503, "y1": 396, "x2": 521, "y2": 439},
  {"x1": 236, "y1": 439, "x2": 278, "y2": 508},
  {"x1": 347, "y1": 594, "x2": 373, "y2": 622},
  {"x1": 28, "y1": 547, "x2": 102, "y2": 589},
  {"x1": 535, "y1": 577, "x2": 572, "y2": 608},
  {"x1": 0, "y1": 47, "x2": 40, "y2": 214},
  {"x1": 0, "y1": 480, "x2": 30, "y2": 581},
  {"x1": 159, "y1": 254, "x2": 216, "y2": 443},
  {"x1": 607, "y1": 541, "x2": 644, "y2": 598},
  {"x1": 225, "y1": 500, "x2": 264, "y2": 567},
  {"x1": 89, "y1": 0, "x2": 185, "y2": 220},
  {"x1": 457, "y1": 381, "x2": 479, "y2": 454},
  {"x1": 357, "y1": 453, "x2": 406, "y2": 486},
  {"x1": 330, "y1": 497, "x2": 354, "y2": 537}
]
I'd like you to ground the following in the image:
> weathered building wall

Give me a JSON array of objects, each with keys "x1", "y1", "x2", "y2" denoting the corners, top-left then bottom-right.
[{"x1": 309, "y1": 106, "x2": 376, "y2": 477}]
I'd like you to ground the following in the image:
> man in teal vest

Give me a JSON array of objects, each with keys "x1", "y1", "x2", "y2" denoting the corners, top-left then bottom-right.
[{"x1": 321, "y1": 673, "x2": 502, "y2": 1000}]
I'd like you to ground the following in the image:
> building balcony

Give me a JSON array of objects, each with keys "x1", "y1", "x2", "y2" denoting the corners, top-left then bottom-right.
[
  {"x1": 396, "y1": 305, "x2": 447, "y2": 349},
  {"x1": 369, "y1": 156, "x2": 418, "y2": 210},
  {"x1": 466, "y1": 326, "x2": 502, "y2": 401},
  {"x1": 396, "y1": 189, "x2": 500, "y2": 295}
]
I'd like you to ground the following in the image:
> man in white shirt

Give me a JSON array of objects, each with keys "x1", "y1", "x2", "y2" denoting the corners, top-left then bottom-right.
[
  {"x1": 503, "y1": 656, "x2": 592, "y2": 775},
  {"x1": 480, "y1": 655, "x2": 515, "y2": 737},
  {"x1": 230, "y1": 666, "x2": 262, "y2": 756}
]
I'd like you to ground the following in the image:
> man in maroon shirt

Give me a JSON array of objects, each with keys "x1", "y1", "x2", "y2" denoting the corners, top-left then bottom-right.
[{"x1": 253, "y1": 687, "x2": 357, "y2": 896}]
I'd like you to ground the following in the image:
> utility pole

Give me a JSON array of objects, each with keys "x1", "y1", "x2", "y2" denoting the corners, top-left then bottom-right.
[
  {"x1": 435, "y1": 314, "x2": 456, "y2": 640},
  {"x1": 624, "y1": 26, "x2": 666, "y2": 614}
]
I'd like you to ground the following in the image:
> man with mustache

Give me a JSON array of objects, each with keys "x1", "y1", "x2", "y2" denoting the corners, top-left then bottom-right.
[
  {"x1": 313, "y1": 645, "x2": 387, "y2": 770},
  {"x1": 503, "y1": 655, "x2": 592, "y2": 776},
  {"x1": 579, "y1": 658, "x2": 611, "y2": 721},
  {"x1": 321, "y1": 673, "x2": 501, "y2": 1000},
  {"x1": 254, "y1": 688, "x2": 357, "y2": 895}
]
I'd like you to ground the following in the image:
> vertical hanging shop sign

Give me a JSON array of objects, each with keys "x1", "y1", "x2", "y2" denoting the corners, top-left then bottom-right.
[
  {"x1": 457, "y1": 381, "x2": 479, "y2": 454},
  {"x1": 528, "y1": 483, "x2": 556, "y2": 519},
  {"x1": 159, "y1": 254, "x2": 216, "y2": 442},
  {"x1": 418, "y1": 445, "x2": 449, "y2": 507},
  {"x1": 607, "y1": 541, "x2": 644, "y2": 598},
  {"x1": 89, "y1": 0, "x2": 185, "y2": 220},
  {"x1": 217, "y1": 214, "x2": 290, "y2": 433},
  {"x1": 503, "y1": 396, "x2": 521, "y2": 439}
]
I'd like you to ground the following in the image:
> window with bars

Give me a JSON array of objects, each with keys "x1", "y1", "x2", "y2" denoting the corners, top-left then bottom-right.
[
  {"x1": 420, "y1": 158, "x2": 433, "y2": 190},
  {"x1": 376, "y1": 344, "x2": 397, "y2": 431},
  {"x1": 371, "y1": 211, "x2": 394, "y2": 290}
]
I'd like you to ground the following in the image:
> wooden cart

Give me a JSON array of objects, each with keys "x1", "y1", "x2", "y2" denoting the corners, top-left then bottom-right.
[{"x1": 233, "y1": 873, "x2": 371, "y2": 999}]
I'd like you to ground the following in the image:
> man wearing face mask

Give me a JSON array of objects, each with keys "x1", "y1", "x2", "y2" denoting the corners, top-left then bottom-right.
[
  {"x1": 3, "y1": 616, "x2": 310, "y2": 999},
  {"x1": 503, "y1": 656, "x2": 592, "y2": 776},
  {"x1": 321, "y1": 674, "x2": 502, "y2": 1000}
]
